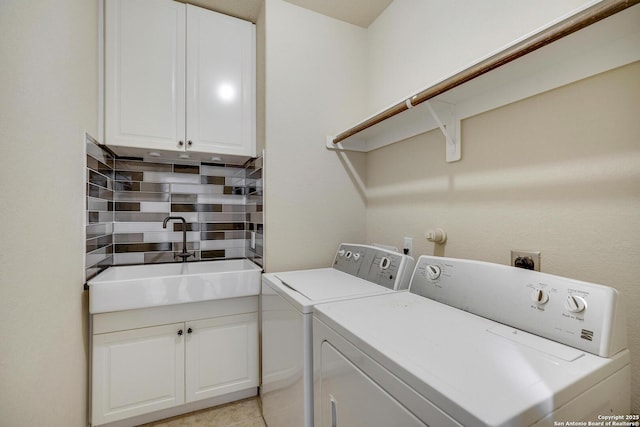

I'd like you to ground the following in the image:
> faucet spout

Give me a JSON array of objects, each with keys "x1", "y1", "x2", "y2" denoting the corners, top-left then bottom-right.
[
  {"x1": 163, "y1": 215, "x2": 185, "y2": 228},
  {"x1": 162, "y1": 216, "x2": 194, "y2": 262}
]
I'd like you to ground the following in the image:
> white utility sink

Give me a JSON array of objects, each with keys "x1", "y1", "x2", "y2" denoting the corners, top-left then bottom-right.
[{"x1": 88, "y1": 259, "x2": 262, "y2": 314}]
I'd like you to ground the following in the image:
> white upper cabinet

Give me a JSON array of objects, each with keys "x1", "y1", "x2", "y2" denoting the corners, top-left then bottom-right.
[
  {"x1": 104, "y1": 0, "x2": 256, "y2": 158},
  {"x1": 105, "y1": 0, "x2": 185, "y2": 151},
  {"x1": 187, "y1": 6, "x2": 255, "y2": 157}
]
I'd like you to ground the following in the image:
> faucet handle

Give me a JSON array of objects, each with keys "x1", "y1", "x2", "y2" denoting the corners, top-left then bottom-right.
[{"x1": 175, "y1": 252, "x2": 194, "y2": 261}]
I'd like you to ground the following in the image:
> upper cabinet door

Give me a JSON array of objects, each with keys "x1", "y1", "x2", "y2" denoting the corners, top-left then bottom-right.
[
  {"x1": 186, "y1": 5, "x2": 256, "y2": 157},
  {"x1": 105, "y1": 0, "x2": 186, "y2": 151}
]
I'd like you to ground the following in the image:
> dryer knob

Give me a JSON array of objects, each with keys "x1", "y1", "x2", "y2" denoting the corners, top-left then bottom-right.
[
  {"x1": 426, "y1": 265, "x2": 441, "y2": 280},
  {"x1": 345, "y1": 251, "x2": 353, "y2": 259},
  {"x1": 565, "y1": 295, "x2": 587, "y2": 313},
  {"x1": 337, "y1": 249, "x2": 346, "y2": 257},
  {"x1": 353, "y1": 253, "x2": 361, "y2": 261},
  {"x1": 531, "y1": 289, "x2": 549, "y2": 305}
]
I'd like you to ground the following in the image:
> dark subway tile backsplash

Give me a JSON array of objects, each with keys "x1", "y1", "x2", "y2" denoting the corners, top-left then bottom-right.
[
  {"x1": 84, "y1": 134, "x2": 264, "y2": 282},
  {"x1": 202, "y1": 222, "x2": 245, "y2": 231},
  {"x1": 114, "y1": 202, "x2": 140, "y2": 211},
  {"x1": 114, "y1": 171, "x2": 144, "y2": 182},
  {"x1": 201, "y1": 176, "x2": 226, "y2": 185},
  {"x1": 170, "y1": 203, "x2": 224, "y2": 213},
  {"x1": 115, "y1": 242, "x2": 172, "y2": 253},
  {"x1": 174, "y1": 164, "x2": 200, "y2": 175},
  {"x1": 171, "y1": 222, "x2": 199, "y2": 232},
  {"x1": 115, "y1": 159, "x2": 172, "y2": 173},
  {"x1": 201, "y1": 250, "x2": 226, "y2": 259},
  {"x1": 113, "y1": 181, "x2": 140, "y2": 191}
]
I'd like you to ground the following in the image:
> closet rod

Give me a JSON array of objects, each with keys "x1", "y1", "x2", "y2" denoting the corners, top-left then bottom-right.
[{"x1": 332, "y1": 0, "x2": 640, "y2": 145}]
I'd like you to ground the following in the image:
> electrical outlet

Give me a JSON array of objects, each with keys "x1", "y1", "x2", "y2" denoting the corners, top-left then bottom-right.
[
  {"x1": 403, "y1": 237, "x2": 413, "y2": 256},
  {"x1": 511, "y1": 250, "x2": 540, "y2": 271}
]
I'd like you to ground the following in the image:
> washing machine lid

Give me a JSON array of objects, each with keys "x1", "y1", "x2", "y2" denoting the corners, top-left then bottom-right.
[
  {"x1": 266, "y1": 269, "x2": 393, "y2": 312},
  {"x1": 276, "y1": 269, "x2": 393, "y2": 301},
  {"x1": 314, "y1": 292, "x2": 630, "y2": 426}
]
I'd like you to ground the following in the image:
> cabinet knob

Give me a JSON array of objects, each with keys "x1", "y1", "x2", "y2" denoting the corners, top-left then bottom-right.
[
  {"x1": 177, "y1": 329, "x2": 183, "y2": 336},
  {"x1": 187, "y1": 327, "x2": 193, "y2": 334},
  {"x1": 178, "y1": 140, "x2": 184, "y2": 147},
  {"x1": 187, "y1": 140, "x2": 193, "y2": 147}
]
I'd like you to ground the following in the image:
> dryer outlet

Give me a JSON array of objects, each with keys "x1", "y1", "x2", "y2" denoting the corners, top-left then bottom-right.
[{"x1": 511, "y1": 250, "x2": 540, "y2": 271}]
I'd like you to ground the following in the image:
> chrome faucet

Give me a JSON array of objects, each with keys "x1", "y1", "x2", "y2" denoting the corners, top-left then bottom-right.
[{"x1": 162, "y1": 216, "x2": 194, "y2": 262}]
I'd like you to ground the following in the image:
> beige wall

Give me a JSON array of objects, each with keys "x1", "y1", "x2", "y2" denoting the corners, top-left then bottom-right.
[
  {"x1": 263, "y1": 0, "x2": 368, "y2": 272},
  {"x1": 0, "y1": 1, "x2": 97, "y2": 425},
  {"x1": 366, "y1": 0, "x2": 594, "y2": 113},
  {"x1": 366, "y1": 62, "x2": 640, "y2": 411}
]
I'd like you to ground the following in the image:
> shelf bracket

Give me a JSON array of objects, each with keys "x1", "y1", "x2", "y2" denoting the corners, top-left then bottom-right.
[
  {"x1": 423, "y1": 100, "x2": 461, "y2": 162},
  {"x1": 326, "y1": 98, "x2": 461, "y2": 162}
]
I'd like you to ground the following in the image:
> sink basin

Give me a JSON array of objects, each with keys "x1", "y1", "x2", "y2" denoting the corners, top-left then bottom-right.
[{"x1": 88, "y1": 259, "x2": 262, "y2": 314}]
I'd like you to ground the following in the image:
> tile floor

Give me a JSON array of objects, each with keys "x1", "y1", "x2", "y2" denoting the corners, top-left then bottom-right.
[{"x1": 139, "y1": 397, "x2": 266, "y2": 427}]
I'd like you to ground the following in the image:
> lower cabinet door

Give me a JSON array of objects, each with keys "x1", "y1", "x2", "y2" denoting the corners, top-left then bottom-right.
[
  {"x1": 92, "y1": 323, "x2": 185, "y2": 425},
  {"x1": 185, "y1": 313, "x2": 258, "y2": 402}
]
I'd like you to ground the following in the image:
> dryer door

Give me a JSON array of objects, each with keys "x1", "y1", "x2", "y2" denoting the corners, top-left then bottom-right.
[{"x1": 317, "y1": 341, "x2": 427, "y2": 427}]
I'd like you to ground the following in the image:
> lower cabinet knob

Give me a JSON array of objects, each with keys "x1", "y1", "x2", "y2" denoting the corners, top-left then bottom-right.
[
  {"x1": 177, "y1": 329, "x2": 183, "y2": 336},
  {"x1": 187, "y1": 328, "x2": 193, "y2": 334}
]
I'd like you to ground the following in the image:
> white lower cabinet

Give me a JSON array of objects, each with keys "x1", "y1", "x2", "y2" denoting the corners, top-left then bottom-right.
[
  {"x1": 91, "y1": 300, "x2": 258, "y2": 426},
  {"x1": 186, "y1": 314, "x2": 258, "y2": 402},
  {"x1": 92, "y1": 323, "x2": 186, "y2": 425}
]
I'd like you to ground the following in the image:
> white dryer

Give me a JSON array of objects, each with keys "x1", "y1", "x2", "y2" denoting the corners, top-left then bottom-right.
[
  {"x1": 260, "y1": 243, "x2": 415, "y2": 427},
  {"x1": 313, "y1": 255, "x2": 630, "y2": 426}
]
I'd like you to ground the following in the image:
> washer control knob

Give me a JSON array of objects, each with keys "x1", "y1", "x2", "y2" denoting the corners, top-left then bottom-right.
[
  {"x1": 565, "y1": 295, "x2": 587, "y2": 313},
  {"x1": 345, "y1": 251, "x2": 353, "y2": 259},
  {"x1": 532, "y1": 288, "x2": 549, "y2": 305},
  {"x1": 337, "y1": 249, "x2": 346, "y2": 257},
  {"x1": 379, "y1": 257, "x2": 391, "y2": 270},
  {"x1": 353, "y1": 253, "x2": 361, "y2": 261},
  {"x1": 426, "y1": 265, "x2": 441, "y2": 280}
]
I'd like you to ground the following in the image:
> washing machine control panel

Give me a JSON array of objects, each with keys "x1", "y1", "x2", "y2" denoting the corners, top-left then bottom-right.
[
  {"x1": 333, "y1": 244, "x2": 415, "y2": 290},
  {"x1": 409, "y1": 256, "x2": 626, "y2": 357},
  {"x1": 333, "y1": 244, "x2": 365, "y2": 277}
]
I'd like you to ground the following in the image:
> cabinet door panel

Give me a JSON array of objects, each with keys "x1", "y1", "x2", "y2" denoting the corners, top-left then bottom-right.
[
  {"x1": 105, "y1": 0, "x2": 185, "y2": 150},
  {"x1": 186, "y1": 313, "x2": 258, "y2": 402},
  {"x1": 186, "y1": 5, "x2": 255, "y2": 156},
  {"x1": 92, "y1": 323, "x2": 185, "y2": 425}
]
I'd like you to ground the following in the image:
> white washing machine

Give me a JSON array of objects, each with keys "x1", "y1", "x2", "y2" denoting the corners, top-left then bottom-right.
[
  {"x1": 260, "y1": 243, "x2": 415, "y2": 427},
  {"x1": 313, "y1": 255, "x2": 630, "y2": 426}
]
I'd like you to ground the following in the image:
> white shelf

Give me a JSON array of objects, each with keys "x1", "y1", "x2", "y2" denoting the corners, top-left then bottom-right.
[{"x1": 327, "y1": 2, "x2": 640, "y2": 162}]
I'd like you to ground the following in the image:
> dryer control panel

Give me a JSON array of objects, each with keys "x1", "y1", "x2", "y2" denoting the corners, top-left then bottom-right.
[
  {"x1": 409, "y1": 256, "x2": 627, "y2": 357},
  {"x1": 333, "y1": 244, "x2": 415, "y2": 290}
]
